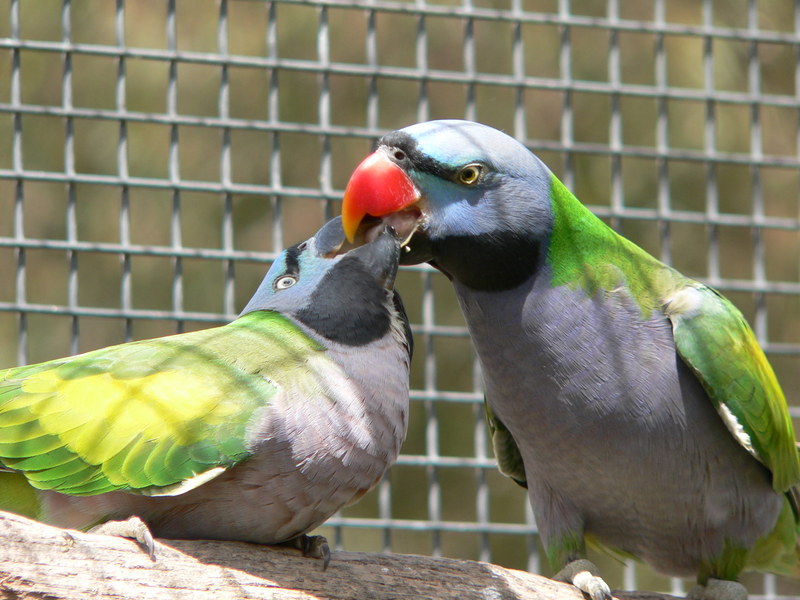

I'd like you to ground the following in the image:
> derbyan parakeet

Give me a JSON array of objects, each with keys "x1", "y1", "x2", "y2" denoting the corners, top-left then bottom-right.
[
  {"x1": 339, "y1": 119, "x2": 800, "y2": 599},
  {"x1": 0, "y1": 217, "x2": 412, "y2": 566}
]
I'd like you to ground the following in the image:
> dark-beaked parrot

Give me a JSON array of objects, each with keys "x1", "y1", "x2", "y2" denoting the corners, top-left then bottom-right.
[
  {"x1": 339, "y1": 119, "x2": 800, "y2": 599},
  {"x1": 0, "y1": 217, "x2": 412, "y2": 567}
]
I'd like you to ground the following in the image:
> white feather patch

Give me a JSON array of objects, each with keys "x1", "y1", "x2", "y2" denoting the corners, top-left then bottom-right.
[
  {"x1": 717, "y1": 403, "x2": 761, "y2": 461},
  {"x1": 139, "y1": 466, "x2": 227, "y2": 497},
  {"x1": 663, "y1": 286, "x2": 704, "y2": 317}
]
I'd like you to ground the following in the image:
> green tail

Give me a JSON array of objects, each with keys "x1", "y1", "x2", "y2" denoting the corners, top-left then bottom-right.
[{"x1": 747, "y1": 492, "x2": 800, "y2": 578}]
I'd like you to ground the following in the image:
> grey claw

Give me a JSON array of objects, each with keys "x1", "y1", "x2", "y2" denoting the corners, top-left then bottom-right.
[
  {"x1": 88, "y1": 516, "x2": 156, "y2": 561},
  {"x1": 281, "y1": 534, "x2": 332, "y2": 569},
  {"x1": 554, "y1": 558, "x2": 613, "y2": 600},
  {"x1": 301, "y1": 534, "x2": 331, "y2": 570},
  {"x1": 688, "y1": 579, "x2": 747, "y2": 600}
]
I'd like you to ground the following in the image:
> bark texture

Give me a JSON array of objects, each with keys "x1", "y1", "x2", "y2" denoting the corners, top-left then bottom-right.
[{"x1": 0, "y1": 511, "x2": 680, "y2": 600}]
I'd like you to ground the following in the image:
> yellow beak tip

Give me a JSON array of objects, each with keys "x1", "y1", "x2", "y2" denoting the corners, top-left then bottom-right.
[{"x1": 341, "y1": 214, "x2": 359, "y2": 243}]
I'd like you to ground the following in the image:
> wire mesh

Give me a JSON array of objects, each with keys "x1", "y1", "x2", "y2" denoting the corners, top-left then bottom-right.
[{"x1": 0, "y1": 1, "x2": 799, "y2": 597}]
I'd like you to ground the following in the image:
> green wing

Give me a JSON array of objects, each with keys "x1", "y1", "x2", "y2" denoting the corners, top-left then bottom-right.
[
  {"x1": 484, "y1": 399, "x2": 527, "y2": 488},
  {"x1": 0, "y1": 311, "x2": 321, "y2": 497},
  {"x1": 665, "y1": 284, "x2": 800, "y2": 494}
]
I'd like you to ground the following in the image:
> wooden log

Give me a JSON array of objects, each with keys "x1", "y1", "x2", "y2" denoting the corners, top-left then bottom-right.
[{"x1": 0, "y1": 511, "x2": 679, "y2": 600}]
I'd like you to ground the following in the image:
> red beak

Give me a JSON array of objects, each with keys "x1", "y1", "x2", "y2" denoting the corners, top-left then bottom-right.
[{"x1": 342, "y1": 151, "x2": 420, "y2": 243}]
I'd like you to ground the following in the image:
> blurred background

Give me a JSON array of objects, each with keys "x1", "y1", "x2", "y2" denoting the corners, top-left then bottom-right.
[{"x1": 1, "y1": 1, "x2": 798, "y2": 597}]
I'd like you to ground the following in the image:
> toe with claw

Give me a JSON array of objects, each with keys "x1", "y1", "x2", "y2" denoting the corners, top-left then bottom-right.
[
  {"x1": 282, "y1": 534, "x2": 331, "y2": 570},
  {"x1": 88, "y1": 516, "x2": 156, "y2": 560},
  {"x1": 554, "y1": 558, "x2": 614, "y2": 600},
  {"x1": 687, "y1": 578, "x2": 748, "y2": 600}
]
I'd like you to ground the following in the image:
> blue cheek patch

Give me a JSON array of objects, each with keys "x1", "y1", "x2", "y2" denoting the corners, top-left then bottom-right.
[{"x1": 413, "y1": 172, "x2": 494, "y2": 238}]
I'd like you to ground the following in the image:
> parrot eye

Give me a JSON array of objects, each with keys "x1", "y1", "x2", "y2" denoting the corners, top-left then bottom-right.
[
  {"x1": 274, "y1": 275, "x2": 297, "y2": 290},
  {"x1": 457, "y1": 164, "x2": 483, "y2": 186}
]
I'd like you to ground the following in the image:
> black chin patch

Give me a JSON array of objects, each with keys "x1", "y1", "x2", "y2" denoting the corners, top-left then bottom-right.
[
  {"x1": 432, "y1": 231, "x2": 541, "y2": 291},
  {"x1": 399, "y1": 234, "x2": 434, "y2": 266},
  {"x1": 295, "y1": 255, "x2": 392, "y2": 346}
]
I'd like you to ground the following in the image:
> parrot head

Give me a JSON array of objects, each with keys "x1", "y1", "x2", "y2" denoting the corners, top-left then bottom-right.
[
  {"x1": 341, "y1": 120, "x2": 554, "y2": 290},
  {"x1": 242, "y1": 217, "x2": 409, "y2": 348}
]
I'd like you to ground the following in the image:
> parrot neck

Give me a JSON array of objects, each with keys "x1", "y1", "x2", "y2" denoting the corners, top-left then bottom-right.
[{"x1": 313, "y1": 325, "x2": 411, "y2": 458}]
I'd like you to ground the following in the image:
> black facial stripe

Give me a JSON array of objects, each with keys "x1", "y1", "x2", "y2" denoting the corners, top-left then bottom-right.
[
  {"x1": 283, "y1": 243, "x2": 302, "y2": 277},
  {"x1": 379, "y1": 131, "x2": 458, "y2": 180}
]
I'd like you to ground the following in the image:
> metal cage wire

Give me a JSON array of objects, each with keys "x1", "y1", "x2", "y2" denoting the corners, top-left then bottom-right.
[{"x1": 1, "y1": 1, "x2": 799, "y2": 598}]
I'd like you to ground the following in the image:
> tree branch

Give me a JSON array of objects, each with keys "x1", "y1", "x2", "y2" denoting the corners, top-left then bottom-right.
[{"x1": 0, "y1": 511, "x2": 679, "y2": 600}]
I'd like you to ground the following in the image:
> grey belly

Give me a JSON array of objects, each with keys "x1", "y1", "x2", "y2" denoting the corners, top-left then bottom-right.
[
  {"x1": 40, "y1": 451, "x2": 372, "y2": 545},
  {"x1": 467, "y1": 284, "x2": 783, "y2": 576},
  {"x1": 39, "y1": 420, "x2": 390, "y2": 544}
]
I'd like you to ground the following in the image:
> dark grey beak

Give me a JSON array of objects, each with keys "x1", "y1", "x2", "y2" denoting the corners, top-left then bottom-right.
[
  {"x1": 313, "y1": 215, "x2": 401, "y2": 261},
  {"x1": 311, "y1": 217, "x2": 401, "y2": 289},
  {"x1": 348, "y1": 225, "x2": 402, "y2": 290},
  {"x1": 313, "y1": 216, "x2": 348, "y2": 257}
]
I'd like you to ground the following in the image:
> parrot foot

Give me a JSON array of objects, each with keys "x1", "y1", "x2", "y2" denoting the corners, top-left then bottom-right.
[
  {"x1": 687, "y1": 579, "x2": 747, "y2": 600},
  {"x1": 281, "y1": 534, "x2": 331, "y2": 570},
  {"x1": 88, "y1": 516, "x2": 156, "y2": 560},
  {"x1": 554, "y1": 559, "x2": 614, "y2": 600},
  {"x1": 61, "y1": 530, "x2": 76, "y2": 547}
]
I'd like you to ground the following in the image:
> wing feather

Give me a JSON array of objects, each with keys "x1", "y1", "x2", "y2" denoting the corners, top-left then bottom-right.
[
  {"x1": 0, "y1": 311, "x2": 318, "y2": 497},
  {"x1": 665, "y1": 284, "x2": 800, "y2": 493},
  {"x1": 484, "y1": 398, "x2": 527, "y2": 488}
]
